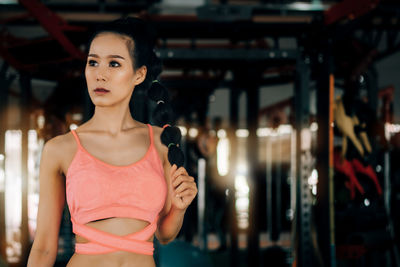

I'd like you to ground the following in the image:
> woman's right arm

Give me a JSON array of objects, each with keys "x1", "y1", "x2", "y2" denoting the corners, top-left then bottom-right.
[{"x1": 27, "y1": 137, "x2": 66, "y2": 267}]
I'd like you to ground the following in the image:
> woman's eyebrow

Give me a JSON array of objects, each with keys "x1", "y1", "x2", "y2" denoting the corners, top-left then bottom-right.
[{"x1": 88, "y1": 54, "x2": 125, "y2": 60}]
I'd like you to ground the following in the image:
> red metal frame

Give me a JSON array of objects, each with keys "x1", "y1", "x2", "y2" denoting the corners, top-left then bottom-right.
[
  {"x1": 336, "y1": 244, "x2": 367, "y2": 259},
  {"x1": 0, "y1": 0, "x2": 87, "y2": 71},
  {"x1": 18, "y1": 0, "x2": 86, "y2": 60},
  {"x1": 324, "y1": 0, "x2": 380, "y2": 25}
]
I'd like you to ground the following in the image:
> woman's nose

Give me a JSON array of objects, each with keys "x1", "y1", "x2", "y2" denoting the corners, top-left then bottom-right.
[
  {"x1": 96, "y1": 67, "x2": 107, "y2": 81},
  {"x1": 96, "y1": 73, "x2": 106, "y2": 81}
]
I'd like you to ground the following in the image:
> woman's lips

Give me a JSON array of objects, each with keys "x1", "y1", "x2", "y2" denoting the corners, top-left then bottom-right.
[{"x1": 94, "y1": 88, "x2": 110, "y2": 95}]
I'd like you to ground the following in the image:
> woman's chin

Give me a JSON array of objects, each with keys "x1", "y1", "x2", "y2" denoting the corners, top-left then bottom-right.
[
  {"x1": 91, "y1": 99, "x2": 113, "y2": 107},
  {"x1": 91, "y1": 98, "x2": 128, "y2": 108}
]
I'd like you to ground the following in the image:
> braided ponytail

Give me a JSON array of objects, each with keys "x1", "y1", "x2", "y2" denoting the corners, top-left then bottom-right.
[
  {"x1": 145, "y1": 47, "x2": 185, "y2": 167},
  {"x1": 148, "y1": 78, "x2": 185, "y2": 167}
]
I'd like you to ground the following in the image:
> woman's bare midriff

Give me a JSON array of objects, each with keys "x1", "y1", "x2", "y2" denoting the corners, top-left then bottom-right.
[{"x1": 66, "y1": 217, "x2": 156, "y2": 267}]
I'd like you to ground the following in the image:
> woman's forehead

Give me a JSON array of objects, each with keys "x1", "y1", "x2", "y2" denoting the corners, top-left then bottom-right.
[{"x1": 89, "y1": 32, "x2": 132, "y2": 57}]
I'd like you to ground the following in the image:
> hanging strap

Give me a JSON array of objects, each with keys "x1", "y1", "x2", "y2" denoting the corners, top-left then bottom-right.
[
  {"x1": 147, "y1": 124, "x2": 154, "y2": 146},
  {"x1": 70, "y1": 130, "x2": 82, "y2": 148}
]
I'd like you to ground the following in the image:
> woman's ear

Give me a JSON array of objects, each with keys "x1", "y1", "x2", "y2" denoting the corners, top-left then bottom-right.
[{"x1": 133, "y1": 66, "x2": 147, "y2": 86}]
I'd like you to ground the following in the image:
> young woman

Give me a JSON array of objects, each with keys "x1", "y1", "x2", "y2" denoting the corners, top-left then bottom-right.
[{"x1": 27, "y1": 17, "x2": 198, "y2": 267}]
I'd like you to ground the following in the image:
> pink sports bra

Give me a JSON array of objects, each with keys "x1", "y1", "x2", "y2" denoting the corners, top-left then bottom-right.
[{"x1": 66, "y1": 124, "x2": 167, "y2": 255}]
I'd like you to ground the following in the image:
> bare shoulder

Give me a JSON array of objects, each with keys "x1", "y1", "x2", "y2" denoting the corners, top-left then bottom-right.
[
  {"x1": 42, "y1": 134, "x2": 64, "y2": 157},
  {"x1": 44, "y1": 132, "x2": 75, "y2": 154},
  {"x1": 42, "y1": 131, "x2": 77, "y2": 174},
  {"x1": 152, "y1": 125, "x2": 163, "y2": 139},
  {"x1": 151, "y1": 125, "x2": 168, "y2": 160}
]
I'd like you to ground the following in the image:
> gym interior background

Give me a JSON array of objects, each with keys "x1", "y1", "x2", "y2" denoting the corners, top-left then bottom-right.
[{"x1": 1, "y1": 0, "x2": 400, "y2": 266}]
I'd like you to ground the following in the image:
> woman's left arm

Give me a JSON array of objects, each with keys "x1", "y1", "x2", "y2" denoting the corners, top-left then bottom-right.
[{"x1": 156, "y1": 162, "x2": 198, "y2": 244}]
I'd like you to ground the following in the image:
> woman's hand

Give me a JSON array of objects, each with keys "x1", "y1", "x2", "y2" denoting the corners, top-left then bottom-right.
[{"x1": 169, "y1": 164, "x2": 198, "y2": 211}]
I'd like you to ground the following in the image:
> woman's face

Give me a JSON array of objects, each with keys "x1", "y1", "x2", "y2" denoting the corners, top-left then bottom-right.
[{"x1": 85, "y1": 32, "x2": 146, "y2": 107}]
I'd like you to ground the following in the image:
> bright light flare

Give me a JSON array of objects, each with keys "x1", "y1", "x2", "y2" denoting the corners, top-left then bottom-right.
[
  {"x1": 216, "y1": 137, "x2": 229, "y2": 176},
  {"x1": 235, "y1": 174, "x2": 250, "y2": 229},
  {"x1": 308, "y1": 169, "x2": 318, "y2": 195},
  {"x1": 0, "y1": 154, "x2": 4, "y2": 193},
  {"x1": 236, "y1": 129, "x2": 249, "y2": 138},
  {"x1": 69, "y1": 124, "x2": 78, "y2": 130},
  {"x1": 5, "y1": 130, "x2": 22, "y2": 263},
  {"x1": 188, "y1": 128, "x2": 198, "y2": 138},
  {"x1": 177, "y1": 126, "x2": 187, "y2": 137}
]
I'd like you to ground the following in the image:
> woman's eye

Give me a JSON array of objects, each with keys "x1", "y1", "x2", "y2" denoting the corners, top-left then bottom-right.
[
  {"x1": 87, "y1": 60, "x2": 98, "y2": 67},
  {"x1": 109, "y1": 61, "x2": 120, "y2": 67}
]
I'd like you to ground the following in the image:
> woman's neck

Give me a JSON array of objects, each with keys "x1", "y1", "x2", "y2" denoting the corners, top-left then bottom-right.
[{"x1": 87, "y1": 105, "x2": 138, "y2": 136}]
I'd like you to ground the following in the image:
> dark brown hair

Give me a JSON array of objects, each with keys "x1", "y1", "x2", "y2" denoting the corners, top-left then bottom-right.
[{"x1": 88, "y1": 17, "x2": 184, "y2": 167}]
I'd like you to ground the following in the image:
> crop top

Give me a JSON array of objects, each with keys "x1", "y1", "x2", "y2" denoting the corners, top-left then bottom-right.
[{"x1": 66, "y1": 124, "x2": 167, "y2": 255}]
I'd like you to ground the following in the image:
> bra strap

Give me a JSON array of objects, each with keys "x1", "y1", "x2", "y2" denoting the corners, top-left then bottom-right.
[
  {"x1": 70, "y1": 130, "x2": 82, "y2": 147},
  {"x1": 147, "y1": 124, "x2": 154, "y2": 146}
]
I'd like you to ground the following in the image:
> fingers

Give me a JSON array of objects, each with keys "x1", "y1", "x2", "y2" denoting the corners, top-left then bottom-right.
[
  {"x1": 169, "y1": 164, "x2": 178, "y2": 177},
  {"x1": 170, "y1": 165, "x2": 190, "y2": 187},
  {"x1": 171, "y1": 165, "x2": 188, "y2": 179},
  {"x1": 173, "y1": 176, "x2": 196, "y2": 196},
  {"x1": 169, "y1": 165, "x2": 197, "y2": 202},
  {"x1": 172, "y1": 175, "x2": 194, "y2": 189},
  {"x1": 174, "y1": 178, "x2": 196, "y2": 194},
  {"x1": 176, "y1": 188, "x2": 197, "y2": 198}
]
